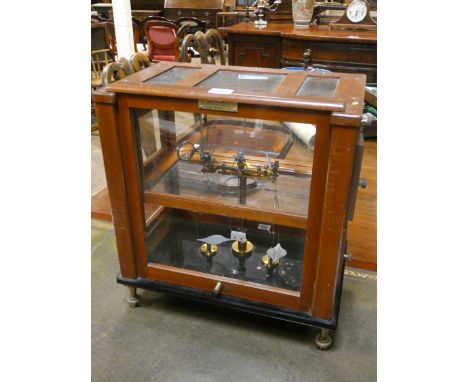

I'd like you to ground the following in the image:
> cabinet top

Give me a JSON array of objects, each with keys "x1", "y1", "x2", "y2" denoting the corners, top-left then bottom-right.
[
  {"x1": 219, "y1": 22, "x2": 377, "y2": 44},
  {"x1": 104, "y1": 61, "x2": 366, "y2": 126},
  {"x1": 164, "y1": 0, "x2": 224, "y2": 9}
]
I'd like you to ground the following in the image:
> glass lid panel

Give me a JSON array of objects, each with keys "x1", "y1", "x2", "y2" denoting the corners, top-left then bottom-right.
[
  {"x1": 145, "y1": 67, "x2": 198, "y2": 85},
  {"x1": 296, "y1": 76, "x2": 339, "y2": 98},
  {"x1": 195, "y1": 70, "x2": 286, "y2": 93}
]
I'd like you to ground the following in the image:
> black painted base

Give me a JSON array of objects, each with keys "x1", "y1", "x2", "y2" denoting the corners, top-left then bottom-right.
[{"x1": 116, "y1": 270, "x2": 344, "y2": 331}]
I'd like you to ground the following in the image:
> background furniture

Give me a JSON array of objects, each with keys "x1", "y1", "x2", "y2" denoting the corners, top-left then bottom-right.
[
  {"x1": 91, "y1": 22, "x2": 115, "y2": 60},
  {"x1": 220, "y1": 22, "x2": 377, "y2": 83},
  {"x1": 145, "y1": 21, "x2": 181, "y2": 61},
  {"x1": 164, "y1": 0, "x2": 224, "y2": 28},
  {"x1": 97, "y1": 20, "x2": 141, "y2": 55}
]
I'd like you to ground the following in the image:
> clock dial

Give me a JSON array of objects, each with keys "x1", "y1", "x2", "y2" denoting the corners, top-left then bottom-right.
[{"x1": 346, "y1": 0, "x2": 367, "y2": 23}]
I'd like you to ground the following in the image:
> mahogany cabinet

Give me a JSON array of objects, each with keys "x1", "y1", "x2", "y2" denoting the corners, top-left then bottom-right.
[
  {"x1": 221, "y1": 22, "x2": 377, "y2": 83},
  {"x1": 163, "y1": 0, "x2": 224, "y2": 28},
  {"x1": 93, "y1": 61, "x2": 366, "y2": 349}
]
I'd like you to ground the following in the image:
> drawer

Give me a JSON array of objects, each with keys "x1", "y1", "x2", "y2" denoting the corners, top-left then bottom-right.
[
  {"x1": 229, "y1": 34, "x2": 282, "y2": 68},
  {"x1": 283, "y1": 39, "x2": 377, "y2": 65}
]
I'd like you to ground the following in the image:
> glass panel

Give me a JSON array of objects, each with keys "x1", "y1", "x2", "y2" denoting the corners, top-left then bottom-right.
[
  {"x1": 132, "y1": 107, "x2": 316, "y2": 292},
  {"x1": 296, "y1": 76, "x2": 339, "y2": 98},
  {"x1": 145, "y1": 66, "x2": 198, "y2": 85},
  {"x1": 134, "y1": 110, "x2": 314, "y2": 218},
  {"x1": 147, "y1": 209, "x2": 305, "y2": 292},
  {"x1": 196, "y1": 70, "x2": 286, "y2": 93}
]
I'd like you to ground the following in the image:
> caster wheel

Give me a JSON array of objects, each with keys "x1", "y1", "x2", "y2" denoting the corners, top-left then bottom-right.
[
  {"x1": 126, "y1": 286, "x2": 141, "y2": 308},
  {"x1": 315, "y1": 329, "x2": 333, "y2": 350}
]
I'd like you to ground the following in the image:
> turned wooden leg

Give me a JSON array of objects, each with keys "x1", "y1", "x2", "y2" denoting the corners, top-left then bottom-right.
[
  {"x1": 314, "y1": 328, "x2": 333, "y2": 350},
  {"x1": 126, "y1": 286, "x2": 141, "y2": 308}
]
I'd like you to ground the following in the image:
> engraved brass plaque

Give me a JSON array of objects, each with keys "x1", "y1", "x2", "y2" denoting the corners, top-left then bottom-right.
[{"x1": 198, "y1": 100, "x2": 238, "y2": 113}]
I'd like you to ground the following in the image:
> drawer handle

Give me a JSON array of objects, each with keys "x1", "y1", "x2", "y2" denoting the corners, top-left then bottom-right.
[{"x1": 213, "y1": 281, "x2": 222, "y2": 295}]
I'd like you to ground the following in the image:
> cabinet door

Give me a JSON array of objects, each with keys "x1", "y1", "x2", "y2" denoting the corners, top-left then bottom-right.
[{"x1": 229, "y1": 34, "x2": 282, "y2": 68}]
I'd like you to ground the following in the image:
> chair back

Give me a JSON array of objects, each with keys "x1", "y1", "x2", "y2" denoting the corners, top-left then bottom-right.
[
  {"x1": 131, "y1": 53, "x2": 152, "y2": 72},
  {"x1": 145, "y1": 21, "x2": 180, "y2": 62},
  {"x1": 99, "y1": 20, "x2": 140, "y2": 53},
  {"x1": 180, "y1": 32, "x2": 209, "y2": 63},
  {"x1": 91, "y1": 22, "x2": 113, "y2": 54},
  {"x1": 205, "y1": 29, "x2": 226, "y2": 65},
  {"x1": 180, "y1": 29, "x2": 225, "y2": 65},
  {"x1": 91, "y1": 48, "x2": 114, "y2": 89},
  {"x1": 175, "y1": 17, "x2": 206, "y2": 35},
  {"x1": 101, "y1": 62, "x2": 129, "y2": 87}
]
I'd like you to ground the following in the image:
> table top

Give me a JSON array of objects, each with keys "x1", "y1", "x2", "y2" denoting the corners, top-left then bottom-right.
[
  {"x1": 102, "y1": 61, "x2": 365, "y2": 125},
  {"x1": 219, "y1": 22, "x2": 377, "y2": 44}
]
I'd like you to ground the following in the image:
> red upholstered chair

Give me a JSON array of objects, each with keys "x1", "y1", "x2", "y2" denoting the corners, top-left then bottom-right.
[{"x1": 144, "y1": 21, "x2": 181, "y2": 62}]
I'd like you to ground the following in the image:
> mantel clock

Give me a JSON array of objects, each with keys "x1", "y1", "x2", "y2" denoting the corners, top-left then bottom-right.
[{"x1": 329, "y1": 0, "x2": 377, "y2": 30}]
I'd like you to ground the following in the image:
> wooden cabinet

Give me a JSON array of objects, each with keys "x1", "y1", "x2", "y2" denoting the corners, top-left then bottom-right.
[
  {"x1": 229, "y1": 34, "x2": 281, "y2": 68},
  {"x1": 93, "y1": 61, "x2": 366, "y2": 350},
  {"x1": 164, "y1": 0, "x2": 224, "y2": 28},
  {"x1": 222, "y1": 22, "x2": 377, "y2": 83}
]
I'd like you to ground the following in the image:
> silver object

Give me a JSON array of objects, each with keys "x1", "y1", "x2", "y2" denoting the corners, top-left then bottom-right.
[
  {"x1": 266, "y1": 243, "x2": 287, "y2": 262},
  {"x1": 197, "y1": 235, "x2": 232, "y2": 245}
]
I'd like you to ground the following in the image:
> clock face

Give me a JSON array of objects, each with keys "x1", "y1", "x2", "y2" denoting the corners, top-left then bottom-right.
[{"x1": 346, "y1": 0, "x2": 368, "y2": 23}]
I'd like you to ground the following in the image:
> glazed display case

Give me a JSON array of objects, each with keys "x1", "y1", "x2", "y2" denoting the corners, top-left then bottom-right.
[{"x1": 93, "y1": 61, "x2": 366, "y2": 350}]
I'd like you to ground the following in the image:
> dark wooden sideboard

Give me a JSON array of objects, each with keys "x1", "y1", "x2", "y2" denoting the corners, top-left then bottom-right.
[
  {"x1": 220, "y1": 22, "x2": 377, "y2": 83},
  {"x1": 164, "y1": 0, "x2": 224, "y2": 28}
]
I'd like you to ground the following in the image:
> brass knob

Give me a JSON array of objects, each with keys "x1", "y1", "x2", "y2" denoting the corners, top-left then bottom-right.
[{"x1": 213, "y1": 281, "x2": 222, "y2": 295}]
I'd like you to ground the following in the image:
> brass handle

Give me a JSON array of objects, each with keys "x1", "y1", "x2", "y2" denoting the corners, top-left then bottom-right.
[{"x1": 213, "y1": 281, "x2": 222, "y2": 295}]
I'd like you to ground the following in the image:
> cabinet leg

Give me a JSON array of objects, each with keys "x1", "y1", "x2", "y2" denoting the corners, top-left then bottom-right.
[
  {"x1": 314, "y1": 328, "x2": 333, "y2": 350},
  {"x1": 126, "y1": 286, "x2": 141, "y2": 308}
]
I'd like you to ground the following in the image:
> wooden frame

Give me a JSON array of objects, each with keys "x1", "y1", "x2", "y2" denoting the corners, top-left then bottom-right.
[{"x1": 93, "y1": 61, "x2": 364, "y2": 328}]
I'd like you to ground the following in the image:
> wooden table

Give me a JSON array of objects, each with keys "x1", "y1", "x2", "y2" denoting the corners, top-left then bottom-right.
[{"x1": 220, "y1": 22, "x2": 377, "y2": 83}]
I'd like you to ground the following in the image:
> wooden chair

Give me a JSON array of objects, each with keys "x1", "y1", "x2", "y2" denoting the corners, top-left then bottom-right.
[
  {"x1": 180, "y1": 31, "x2": 209, "y2": 63},
  {"x1": 145, "y1": 20, "x2": 181, "y2": 62},
  {"x1": 118, "y1": 57, "x2": 135, "y2": 75},
  {"x1": 130, "y1": 52, "x2": 152, "y2": 72},
  {"x1": 91, "y1": 22, "x2": 115, "y2": 59},
  {"x1": 100, "y1": 20, "x2": 140, "y2": 53},
  {"x1": 91, "y1": 48, "x2": 115, "y2": 132},
  {"x1": 174, "y1": 17, "x2": 207, "y2": 57},
  {"x1": 180, "y1": 29, "x2": 226, "y2": 65},
  {"x1": 205, "y1": 29, "x2": 226, "y2": 65},
  {"x1": 140, "y1": 16, "x2": 172, "y2": 49},
  {"x1": 180, "y1": 30, "x2": 226, "y2": 126},
  {"x1": 174, "y1": 17, "x2": 206, "y2": 35},
  {"x1": 101, "y1": 62, "x2": 129, "y2": 87},
  {"x1": 91, "y1": 14, "x2": 106, "y2": 23},
  {"x1": 91, "y1": 49, "x2": 114, "y2": 89}
]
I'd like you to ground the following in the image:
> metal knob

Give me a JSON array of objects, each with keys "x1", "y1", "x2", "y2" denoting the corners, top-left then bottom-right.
[
  {"x1": 213, "y1": 281, "x2": 222, "y2": 295},
  {"x1": 359, "y1": 178, "x2": 367, "y2": 188},
  {"x1": 303, "y1": 49, "x2": 312, "y2": 70},
  {"x1": 344, "y1": 253, "x2": 352, "y2": 262}
]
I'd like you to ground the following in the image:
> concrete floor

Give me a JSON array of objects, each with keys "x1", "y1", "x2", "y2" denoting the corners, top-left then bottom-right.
[{"x1": 92, "y1": 222, "x2": 376, "y2": 382}]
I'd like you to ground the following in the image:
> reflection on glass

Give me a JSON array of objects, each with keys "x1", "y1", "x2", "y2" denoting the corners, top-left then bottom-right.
[
  {"x1": 145, "y1": 66, "x2": 198, "y2": 85},
  {"x1": 132, "y1": 109, "x2": 315, "y2": 224},
  {"x1": 146, "y1": 210, "x2": 305, "y2": 291},
  {"x1": 196, "y1": 70, "x2": 286, "y2": 93},
  {"x1": 296, "y1": 76, "x2": 339, "y2": 98}
]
